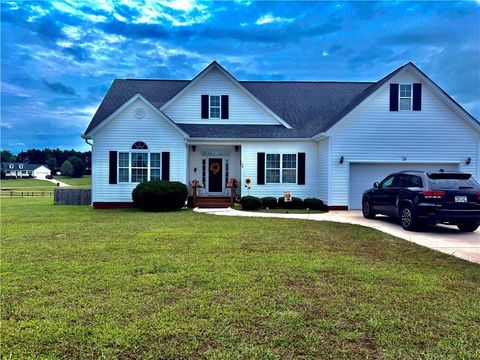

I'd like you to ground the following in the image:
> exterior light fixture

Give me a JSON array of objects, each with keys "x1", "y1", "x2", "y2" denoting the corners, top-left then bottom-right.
[
  {"x1": 339, "y1": 156, "x2": 344, "y2": 164},
  {"x1": 466, "y1": 157, "x2": 471, "y2": 165},
  {"x1": 235, "y1": 145, "x2": 240, "y2": 152},
  {"x1": 192, "y1": 145, "x2": 196, "y2": 152}
]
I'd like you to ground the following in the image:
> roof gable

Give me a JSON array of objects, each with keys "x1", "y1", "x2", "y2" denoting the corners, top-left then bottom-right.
[
  {"x1": 83, "y1": 61, "x2": 478, "y2": 139},
  {"x1": 84, "y1": 94, "x2": 189, "y2": 138},
  {"x1": 323, "y1": 62, "x2": 480, "y2": 136},
  {"x1": 161, "y1": 61, "x2": 293, "y2": 128}
]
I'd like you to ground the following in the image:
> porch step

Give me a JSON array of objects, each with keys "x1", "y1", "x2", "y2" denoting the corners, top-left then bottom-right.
[{"x1": 195, "y1": 196, "x2": 231, "y2": 208}]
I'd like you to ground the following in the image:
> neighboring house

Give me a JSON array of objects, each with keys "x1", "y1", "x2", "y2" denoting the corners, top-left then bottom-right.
[
  {"x1": 1, "y1": 162, "x2": 51, "y2": 179},
  {"x1": 82, "y1": 61, "x2": 480, "y2": 209}
]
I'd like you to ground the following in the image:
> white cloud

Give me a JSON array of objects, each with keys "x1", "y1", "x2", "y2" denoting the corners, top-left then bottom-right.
[
  {"x1": 113, "y1": 13, "x2": 127, "y2": 22},
  {"x1": 1, "y1": 82, "x2": 32, "y2": 98},
  {"x1": 56, "y1": 40, "x2": 74, "y2": 48},
  {"x1": 1, "y1": 122, "x2": 13, "y2": 129},
  {"x1": 62, "y1": 26, "x2": 84, "y2": 40},
  {"x1": 131, "y1": 0, "x2": 211, "y2": 26},
  {"x1": 255, "y1": 13, "x2": 294, "y2": 25},
  {"x1": 322, "y1": 51, "x2": 328, "y2": 57}
]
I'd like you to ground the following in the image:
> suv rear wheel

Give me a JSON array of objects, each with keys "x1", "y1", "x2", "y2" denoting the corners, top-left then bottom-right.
[
  {"x1": 457, "y1": 223, "x2": 479, "y2": 232},
  {"x1": 400, "y1": 204, "x2": 418, "y2": 231},
  {"x1": 362, "y1": 198, "x2": 375, "y2": 219}
]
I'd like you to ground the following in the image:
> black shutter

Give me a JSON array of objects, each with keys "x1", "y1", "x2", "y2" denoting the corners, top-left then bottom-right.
[
  {"x1": 413, "y1": 83, "x2": 422, "y2": 111},
  {"x1": 201, "y1": 95, "x2": 209, "y2": 119},
  {"x1": 390, "y1": 84, "x2": 399, "y2": 111},
  {"x1": 298, "y1": 152, "x2": 306, "y2": 185},
  {"x1": 257, "y1": 152, "x2": 265, "y2": 185},
  {"x1": 162, "y1": 152, "x2": 170, "y2": 181},
  {"x1": 109, "y1": 151, "x2": 117, "y2": 184},
  {"x1": 221, "y1": 95, "x2": 229, "y2": 119}
]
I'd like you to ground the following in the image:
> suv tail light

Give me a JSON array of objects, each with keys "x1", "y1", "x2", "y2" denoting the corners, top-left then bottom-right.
[{"x1": 420, "y1": 190, "x2": 445, "y2": 199}]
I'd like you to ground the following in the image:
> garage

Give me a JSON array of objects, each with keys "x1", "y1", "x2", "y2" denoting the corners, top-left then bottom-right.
[{"x1": 349, "y1": 163, "x2": 460, "y2": 210}]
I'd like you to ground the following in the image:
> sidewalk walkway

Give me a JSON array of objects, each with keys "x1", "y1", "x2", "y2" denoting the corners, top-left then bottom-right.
[
  {"x1": 194, "y1": 207, "x2": 480, "y2": 264},
  {"x1": 41, "y1": 177, "x2": 70, "y2": 187}
]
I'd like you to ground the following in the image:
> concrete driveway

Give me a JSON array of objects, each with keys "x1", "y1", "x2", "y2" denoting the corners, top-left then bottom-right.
[{"x1": 195, "y1": 208, "x2": 480, "y2": 264}]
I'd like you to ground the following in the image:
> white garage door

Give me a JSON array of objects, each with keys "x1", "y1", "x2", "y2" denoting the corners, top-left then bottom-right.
[{"x1": 349, "y1": 163, "x2": 460, "y2": 210}]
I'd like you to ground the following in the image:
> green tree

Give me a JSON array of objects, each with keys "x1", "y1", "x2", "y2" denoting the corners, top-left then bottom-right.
[
  {"x1": 0, "y1": 150, "x2": 15, "y2": 163},
  {"x1": 46, "y1": 157, "x2": 57, "y2": 172},
  {"x1": 60, "y1": 160, "x2": 74, "y2": 177},
  {"x1": 67, "y1": 156, "x2": 85, "y2": 178}
]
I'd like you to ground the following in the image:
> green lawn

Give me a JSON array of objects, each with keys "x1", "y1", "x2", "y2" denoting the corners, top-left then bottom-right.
[
  {"x1": 53, "y1": 175, "x2": 91, "y2": 188},
  {"x1": 0, "y1": 178, "x2": 55, "y2": 191},
  {"x1": 2, "y1": 198, "x2": 479, "y2": 359}
]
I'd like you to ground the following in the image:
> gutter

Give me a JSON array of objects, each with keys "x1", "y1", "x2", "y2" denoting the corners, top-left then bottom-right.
[{"x1": 81, "y1": 133, "x2": 93, "y2": 147}]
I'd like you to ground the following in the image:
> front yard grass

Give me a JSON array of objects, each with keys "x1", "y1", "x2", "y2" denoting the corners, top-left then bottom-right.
[
  {"x1": 1, "y1": 198, "x2": 479, "y2": 359},
  {"x1": 0, "y1": 178, "x2": 55, "y2": 191},
  {"x1": 53, "y1": 175, "x2": 91, "y2": 188}
]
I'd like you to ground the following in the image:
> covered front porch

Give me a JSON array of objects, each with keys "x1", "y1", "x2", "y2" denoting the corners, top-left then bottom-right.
[{"x1": 187, "y1": 144, "x2": 242, "y2": 205}]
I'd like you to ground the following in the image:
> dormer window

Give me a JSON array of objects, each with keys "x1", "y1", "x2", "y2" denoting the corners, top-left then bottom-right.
[
  {"x1": 209, "y1": 95, "x2": 221, "y2": 119},
  {"x1": 19, "y1": 164, "x2": 24, "y2": 169},
  {"x1": 9, "y1": 164, "x2": 14, "y2": 169},
  {"x1": 399, "y1": 84, "x2": 412, "y2": 111}
]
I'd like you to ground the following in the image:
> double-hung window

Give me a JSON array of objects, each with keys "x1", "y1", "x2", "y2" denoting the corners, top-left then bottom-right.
[
  {"x1": 150, "y1": 153, "x2": 162, "y2": 180},
  {"x1": 399, "y1": 84, "x2": 412, "y2": 111},
  {"x1": 265, "y1": 153, "x2": 297, "y2": 184},
  {"x1": 210, "y1": 95, "x2": 220, "y2": 118},
  {"x1": 118, "y1": 142, "x2": 163, "y2": 183},
  {"x1": 282, "y1": 154, "x2": 297, "y2": 183},
  {"x1": 266, "y1": 154, "x2": 281, "y2": 183},
  {"x1": 118, "y1": 152, "x2": 129, "y2": 182},
  {"x1": 131, "y1": 153, "x2": 148, "y2": 183}
]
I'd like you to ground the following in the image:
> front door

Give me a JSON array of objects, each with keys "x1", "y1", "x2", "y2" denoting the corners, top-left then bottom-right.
[{"x1": 208, "y1": 158, "x2": 223, "y2": 193}]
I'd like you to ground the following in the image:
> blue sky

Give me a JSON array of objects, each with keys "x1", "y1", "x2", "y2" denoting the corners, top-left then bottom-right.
[{"x1": 1, "y1": 0, "x2": 479, "y2": 152}]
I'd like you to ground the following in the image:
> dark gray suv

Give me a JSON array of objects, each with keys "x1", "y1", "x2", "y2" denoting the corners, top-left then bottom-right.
[{"x1": 362, "y1": 171, "x2": 480, "y2": 232}]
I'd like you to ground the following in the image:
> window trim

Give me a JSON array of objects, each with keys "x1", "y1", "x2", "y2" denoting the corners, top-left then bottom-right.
[
  {"x1": 265, "y1": 153, "x2": 298, "y2": 184},
  {"x1": 399, "y1": 83, "x2": 412, "y2": 111},
  {"x1": 117, "y1": 142, "x2": 162, "y2": 183},
  {"x1": 209, "y1": 95, "x2": 221, "y2": 119}
]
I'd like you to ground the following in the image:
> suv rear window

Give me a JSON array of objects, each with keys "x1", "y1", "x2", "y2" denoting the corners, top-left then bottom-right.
[{"x1": 428, "y1": 173, "x2": 479, "y2": 190}]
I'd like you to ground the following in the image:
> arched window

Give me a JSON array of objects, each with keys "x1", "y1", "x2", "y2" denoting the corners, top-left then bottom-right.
[{"x1": 132, "y1": 141, "x2": 148, "y2": 150}]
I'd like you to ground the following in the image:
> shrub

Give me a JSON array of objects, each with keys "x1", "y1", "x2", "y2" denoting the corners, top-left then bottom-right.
[
  {"x1": 261, "y1": 196, "x2": 278, "y2": 209},
  {"x1": 68, "y1": 156, "x2": 85, "y2": 178},
  {"x1": 132, "y1": 180, "x2": 188, "y2": 212},
  {"x1": 278, "y1": 196, "x2": 304, "y2": 209},
  {"x1": 60, "y1": 160, "x2": 74, "y2": 177},
  {"x1": 240, "y1": 196, "x2": 262, "y2": 210},
  {"x1": 304, "y1": 198, "x2": 328, "y2": 211}
]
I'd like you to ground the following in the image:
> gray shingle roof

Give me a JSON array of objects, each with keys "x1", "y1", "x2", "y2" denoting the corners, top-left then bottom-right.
[
  {"x1": 1, "y1": 162, "x2": 45, "y2": 171},
  {"x1": 84, "y1": 62, "x2": 434, "y2": 138}
]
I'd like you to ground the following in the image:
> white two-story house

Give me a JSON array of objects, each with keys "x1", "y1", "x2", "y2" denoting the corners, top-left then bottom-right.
[{"x1": 82, "y1": 61, "x2": 480, "y2": 209}]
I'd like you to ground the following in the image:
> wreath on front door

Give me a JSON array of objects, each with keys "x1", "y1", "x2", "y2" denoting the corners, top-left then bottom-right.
[{"x1": 210, "y1": 162, "x2": 221, "y2": 175}]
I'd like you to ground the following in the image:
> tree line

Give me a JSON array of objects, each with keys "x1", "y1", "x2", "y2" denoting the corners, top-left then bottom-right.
[{"x1": 1, "y1": 148, "x2": 91, "y2": 178}]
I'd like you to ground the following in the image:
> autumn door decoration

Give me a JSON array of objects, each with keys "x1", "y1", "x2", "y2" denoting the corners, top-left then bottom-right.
[{"x1": 210, "y1": 162, "x2": 221, "y2": 175}]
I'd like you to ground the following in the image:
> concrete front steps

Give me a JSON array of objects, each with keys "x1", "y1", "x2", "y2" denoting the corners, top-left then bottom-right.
[{"x1": 195, "y1": 196, "x2": 232, "y2": 208}]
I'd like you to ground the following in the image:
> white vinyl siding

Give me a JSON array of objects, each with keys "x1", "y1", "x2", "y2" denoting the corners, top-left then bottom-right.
[
  {"x1": 163, "y1": 67, "x2": 282, "y2": 126},
  {"x1": 241, "y1": 142, "x2": 317, "y2": 199},
  {"x1": 91, "y1": 98, "x2": 187, "y2": 203},
  {"x1": 327, "y1": 69, "x2": 479, "y2": 207},
  {"x1": 317, "y1": 137, "x2": 329, "y2": 204}
]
